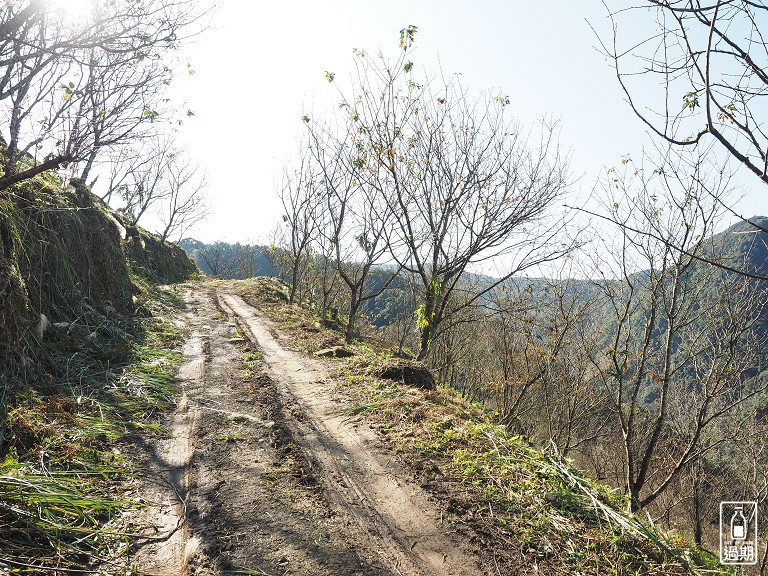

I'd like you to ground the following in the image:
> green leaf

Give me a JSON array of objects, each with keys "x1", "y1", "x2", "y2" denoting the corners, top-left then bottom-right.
[
  {"x1": 324, "y1": 71, "x2": 335, "y2": 83},
  {"x1": 399, "y1": 25, "x2": 418, "y2": 50},
  {"x1": 682, "y1": 91, "x2": 699, "y2": 112},
  {"x1": 404, "y1": 60, "x2": 413, "y2": 73},
  {"x1": 142, "y1": 108, "x2": 159, "y2": 122}
]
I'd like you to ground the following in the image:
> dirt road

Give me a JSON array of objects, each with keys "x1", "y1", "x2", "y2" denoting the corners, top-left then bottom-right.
[{"x1": 129, "y1": 286, "x2": 486, "y2": 576}]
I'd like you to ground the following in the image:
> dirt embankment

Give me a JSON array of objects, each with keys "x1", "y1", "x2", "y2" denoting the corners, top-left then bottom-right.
[
  {"x1": 132, "y1": 287, "x2": 488, "y2": 575},
  {"x1": 0, "y1": 175, "x2": 195, "y2": 399}
]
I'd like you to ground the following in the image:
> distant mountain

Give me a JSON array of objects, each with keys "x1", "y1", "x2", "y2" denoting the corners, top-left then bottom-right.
[
  {"x1": 178, "y1": 239, "x2": 276, "y2": 279},
  {"x1": 710, "y1": 215, "x2": 768, "y2": 277},
  {"x1": 181, "y1": 216, "x2": 768, "y2": 335}
]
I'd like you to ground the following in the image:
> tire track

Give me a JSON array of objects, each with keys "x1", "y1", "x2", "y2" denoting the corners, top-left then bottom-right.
[{"x1": 218, "y1": 291, "x2": 486, "y2": 576}]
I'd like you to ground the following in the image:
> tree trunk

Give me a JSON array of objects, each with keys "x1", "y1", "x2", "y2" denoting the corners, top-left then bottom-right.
[
  {"x1": 80, "y1": 148, "x2": 99, "y2": 185},
  {"x1": 417, "y1": 293, "x2": 436, "y2": 360},
  {"x1": 0, "y1": 155, "x2": 70, "y2": 191},
  {"x1": 345, "y1": 293, "x2": 359, "y2": 344},
  {"x1": 417, "y1": 326, "x2": 430, "y2": 360},
  {"x1": 628, "y1": 483, "x2": 641, "y2": 514},
  {"x1": 289, "y1": 258, "x2": 301, "y2": 304},
  {"x1": 693, "y1": 480, "x2": 702, "y2": 546}
]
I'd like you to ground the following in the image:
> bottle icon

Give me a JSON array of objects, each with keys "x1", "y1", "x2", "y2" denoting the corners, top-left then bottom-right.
[{"x1": 731, "y1": 505, "x2": 747, "y2": 540}]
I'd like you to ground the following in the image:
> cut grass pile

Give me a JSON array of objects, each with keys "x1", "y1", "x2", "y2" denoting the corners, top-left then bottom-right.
[{"x1": 0, "y1": 284, "x2": 185, "y2": 574}]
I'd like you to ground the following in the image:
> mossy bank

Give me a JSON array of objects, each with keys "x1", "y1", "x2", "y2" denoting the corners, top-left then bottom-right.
[{"x1": 0, "y1": 171, "x2": 196, "y2": 572}]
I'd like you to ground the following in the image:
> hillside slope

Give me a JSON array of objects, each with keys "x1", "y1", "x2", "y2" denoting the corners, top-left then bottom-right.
[
  {"x1": 223, "y1": 276, "x2": 726, "y2": 575},
  {"x1": 0, "y1": 172, "x2": 197, "y2": 571},
  {"x1": 0, "y1": 175, "x2": 195, "y2": 392}
]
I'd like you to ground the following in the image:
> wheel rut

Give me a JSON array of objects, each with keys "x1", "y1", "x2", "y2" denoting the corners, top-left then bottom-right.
[
  {"x1": 130, "y1": 291, "x2": 206, "y2": 575},
  {"x1": 129, "y1": 286, "x2": 485, "y2": 575},
  {"x1": 218, "y1": 291, "x2": 485, "y2": 576}
]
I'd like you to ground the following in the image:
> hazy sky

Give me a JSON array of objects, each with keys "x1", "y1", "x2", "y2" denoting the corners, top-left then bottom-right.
[{"x1": 162, "y1": 1, "x2": 764, "y2": 243}]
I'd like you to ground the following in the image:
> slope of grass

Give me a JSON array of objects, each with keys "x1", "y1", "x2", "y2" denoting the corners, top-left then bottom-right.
[
  {"x1": 0, "y1": 283, "x2": 186, "y2": 574},
  {"x1": 0, "y1": 164, "x2": 198, "y2": 572},
  {"x1": 235, "y1": 276, "x2": 727, "y2": 575}
]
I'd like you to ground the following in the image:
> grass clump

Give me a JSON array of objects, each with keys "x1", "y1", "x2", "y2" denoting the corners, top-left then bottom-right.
[
  {"x1": 333, "y1": 367, "x2": 725, "y2": 575},
  {"x1": 0, "y1": 284, "x2": 186, "y2": 573}
]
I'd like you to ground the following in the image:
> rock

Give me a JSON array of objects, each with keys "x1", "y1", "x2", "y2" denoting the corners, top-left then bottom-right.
[
  {"x1": 378, "y1": 360, "x2": 435, "y2": 390},
  {"x1": 544, "y1": 492, "x2": 561, "y2": 505},
  {"x1": 314, "y1": 346, "x2": 355, "y2": 358}
]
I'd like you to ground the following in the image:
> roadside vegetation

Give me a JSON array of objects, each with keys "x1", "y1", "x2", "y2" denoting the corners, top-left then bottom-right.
[
  {"x1": 259, "y1": 23, "x2": 768, "y2": 570},
  {"x1": 0, "y1": 281, "x2": 186, "y2": 573},
  {"x1": 0, "y1": 2, "x2": 203, "y2": 569},
  {"x1": 234, "y1": 276, "x2": 726, "y2": 575}
]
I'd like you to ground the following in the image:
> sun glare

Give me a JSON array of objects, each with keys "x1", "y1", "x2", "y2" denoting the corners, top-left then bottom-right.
[{"x1": 45, "y1": 0, "x2": 95, "y2": 19}]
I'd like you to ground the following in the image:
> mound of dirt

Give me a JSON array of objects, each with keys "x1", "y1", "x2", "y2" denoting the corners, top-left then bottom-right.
[
  {"x1": 378, "y1": 360, "x2": 436, "y2": 390},
  {"x1": 314, "y1": 345, "x2": 355, "y2": 358}
]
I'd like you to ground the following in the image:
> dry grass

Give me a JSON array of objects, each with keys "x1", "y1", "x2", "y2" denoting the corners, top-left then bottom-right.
[{"x1": 240, "y1": 275, "x2": 727, "y2": 576}]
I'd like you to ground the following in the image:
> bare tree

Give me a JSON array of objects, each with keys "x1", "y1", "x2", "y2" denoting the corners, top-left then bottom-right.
[
  {"x1": 158, "y1": 152, "x2": 208, "y2": 243},
  {"x1": 278, "y1": 149, "x2": 321, "y2": 304},
  {"x1": 487, "y1": 276, "x2": 609, "y2": 457},
  {"x1": 322, "y1": 31, "x2": 574, "y2": 359},
  {"x1": 0, "y1": 0, "x2": 199, "y2": 191},
  {"x1": 587, "y1": 153, "x2": 768, "y2": 512},
  {"x1": 306, "y1": 122, "x2": 400, "y2": 343},
  {"x1": 597, "y1": 1, "x2": 768, "y2": 245},
  {"x1": 199, "y1": 241, "x2": 231, "y2": 278},
  {"x1": 116, "y1": 136, "x2": 175, "y2": 225},
  {"x1": 306, "y1": 202, "x2": 342, "y2": 322},
  {"x1": 233, "y1": 243, "x2": 261, "y2": 279},
  {"x1": 76, "y1": 48, "x2": 170, "y2": 186},
  {"x1": 265, "y1": 225, "x2": 292, "y2": 285},
  {"x1": 600, "y1": 1, "x2": 768, "y2": 186},
  {"x1": 97, "y1": 143, "x2": 151, "y2": 204}
]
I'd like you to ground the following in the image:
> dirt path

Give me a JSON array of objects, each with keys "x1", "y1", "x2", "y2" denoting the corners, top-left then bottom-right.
[
  {"x1": 129, "y1": 296, "x2": 205, "y2": 575},
  {"x1": 218, "y1": 292, "x2": 486, "y2": 576},
  {"x1": 129, "y1": 286, "x2": 485, "y2": 575}
]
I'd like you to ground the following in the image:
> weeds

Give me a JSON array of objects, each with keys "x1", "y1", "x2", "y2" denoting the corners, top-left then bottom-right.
[
  {"x1": 340, "y1": 370, "x2": 727, "y2": 574},
  {"x1": 323, "y1": 343, "x2": 726, "y2": 574},
  {"x1": 0, "y1": 284, "x2": 186, "y2": 572}
]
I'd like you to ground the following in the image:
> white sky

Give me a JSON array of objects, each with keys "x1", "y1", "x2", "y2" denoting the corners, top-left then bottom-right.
[{"x1": 161, "y1": 0, "x2": 764, "y2": 244}]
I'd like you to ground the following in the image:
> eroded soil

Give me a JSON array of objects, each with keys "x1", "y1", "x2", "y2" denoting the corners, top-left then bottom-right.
[{"x1": 128, "y1": 286, "x2": 486, "y2": 575}]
